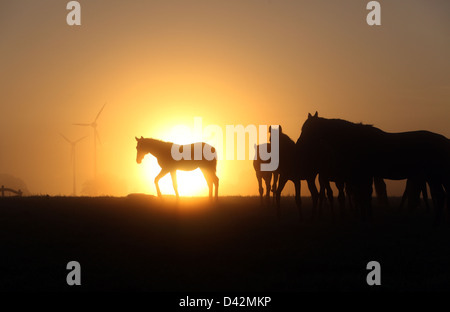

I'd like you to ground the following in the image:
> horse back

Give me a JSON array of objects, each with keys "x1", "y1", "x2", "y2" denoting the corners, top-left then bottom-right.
[{"x1": 159, "y1": 142, "x2": 217, "y2": 171}]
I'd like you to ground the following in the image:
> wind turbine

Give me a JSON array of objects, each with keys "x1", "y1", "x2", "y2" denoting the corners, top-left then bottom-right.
[
  {"x1": 73, "y1": 103, "x2": 106, "y2": 180},
  {"x1": 60, "y1": 133, "x2": 87, "y2": 196}
]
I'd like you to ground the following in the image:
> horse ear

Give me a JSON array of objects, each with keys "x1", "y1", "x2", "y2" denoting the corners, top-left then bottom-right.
[
  {"x1": 135, "y1": 136, "x2": 139, "y2": 141},
  {"x1": 308, "y1": 113, "x2": 312, "y2": 118},
  {"x1": 314, "y1": 111, "x2": 318, "y2": 118},
  {"x1": 140, "y1": 136, "x2": 144, "y2": 139}
]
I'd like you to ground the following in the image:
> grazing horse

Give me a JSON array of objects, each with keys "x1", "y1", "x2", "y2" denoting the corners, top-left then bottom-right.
[
  {"x1": 296, "y1": 112, "x2": 450, "y2": 223},
  {"x1": 253, "y1": 143, "x2": 279, "y2": 204},
  {"x1": 273, "y1": 127, "x2": 319, "y2": 219},
  {"x1": 135, "y1": 136, "x2": 219, "y2": 199}
]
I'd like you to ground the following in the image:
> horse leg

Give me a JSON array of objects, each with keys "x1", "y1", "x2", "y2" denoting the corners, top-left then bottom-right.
[
  {"x1": 272, "y1": 172, "x2": 279, "y2": 192},
  {"x1": 374, "y1": 177, "x2": 389, "y2": 207},
  {"x1": 345, "y1": 183, "x2": 354, "y2": 216},
  {"x1": 406, "y1": 178, "x2": 421, "y2": 212},
  {"x1": 421, "y1": 182, "x2": 430, "y2": 212},
  {"x1": 429, "y1": 180, "x2": 445, "y2": 226},
  {"x1": 294, "y1": 180, "x2": 302, "y2": 221},
  {"x1": 365, "y1": 178, "x2": 374, "y2": 219},
  {"x1": 325, "y1": 181, "x2": 334, "y2": 219},
  {"x1": 442, "y1": 178, "x2": 450, "y2": 219},
  {"x1": 307, "y1": 177, "x2": 319, "y2": 220},
  {"x1": 206, "y1": 176, "x2": 213, "y2": 199},
  {"x1": 399, "y1": 181, "x2": 409, "y2": 212},
  {"x1": 318, "y1": 175, "x2": 326, "y2": 218},
  {"x1": 200, "y1": 169, "x2": 213, "y2": 200},
  {"x1": 208, "y1": 180, "x2": 213, "y2": 199},
  {"x1": 256, "y1": 174, "x2": 264, "y2": 205},
  {"x1": 264, "y1": 176, "x2": 271, "y2": 204},
  {"x1": 276, "y1": 176, "x2": 288, "y2": 219},
  {"x1": 170, "y1": 171, "x2": 179, "y2": 199},
  {"x1": 207, "y1": 175, "x2": 213, "y2": 199},
  {"x1": 213, "y1": 174, "x2": 219, "y2": 200},
  {"x1": 272, "y1": 172, "x2": 279, "y2": 204},
  {"x1": 352, "y1": 177, "x2": 372, "y2": 221},
  {"x1": 154, "y1": 169, "x2": 169, "y2": 198},
  {"x1": 336, "y1": 180, "x2": 346, "y2": 216}
]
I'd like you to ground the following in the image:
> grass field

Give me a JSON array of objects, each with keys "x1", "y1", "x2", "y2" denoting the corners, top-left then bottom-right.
[{"x1": 1, "y1": 195, "x2": 450, "y2": 291}]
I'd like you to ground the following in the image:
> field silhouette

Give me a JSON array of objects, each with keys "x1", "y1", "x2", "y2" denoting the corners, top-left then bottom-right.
[{"x1": 1, "y1": 195, "x2": 450, "y2": 291}]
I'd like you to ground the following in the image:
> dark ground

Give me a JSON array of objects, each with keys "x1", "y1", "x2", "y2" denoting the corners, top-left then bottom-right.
[{"x1": 1, "y1": 195, "x2": 450, "y2": 291}]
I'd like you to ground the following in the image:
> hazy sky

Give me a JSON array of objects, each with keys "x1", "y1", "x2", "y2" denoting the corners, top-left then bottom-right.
[{"x1": 1, "y1": 0, "x2": 449, "y2": 196}]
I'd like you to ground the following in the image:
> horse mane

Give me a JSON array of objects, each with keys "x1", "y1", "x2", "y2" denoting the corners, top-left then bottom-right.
[
  {"x1": 140, "y1": 138, "x2": 173, "y2": 153},
  {"x1": 325, "y1": 117, "x2": 375, "y2": 130},
  {"x1": 279, "y1": 131, "x2": 296, "y2": 147},
  {"x1": 143, "y1": 137, "x2": 170, "y2": 145},
  {"x1": 310, "y1": 117, "x2": 384, "y2": 138}
]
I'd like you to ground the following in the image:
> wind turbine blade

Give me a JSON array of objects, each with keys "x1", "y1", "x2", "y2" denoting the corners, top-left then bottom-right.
[
  {"x1": 95, "y1": 129, "x2": 102, "y2": 146},
  {"x1": 94, "y1": 103, "x2": 106, "y2": 122},
  {"x1": 74, "y1": 135, "x2": 88, "y2": 144},
  {"x1": 59, "y1": 133, "x2": 72, "y2": 144},
  {"x1": 73, "y1": 123, "x2": 91, "y2": 126}
]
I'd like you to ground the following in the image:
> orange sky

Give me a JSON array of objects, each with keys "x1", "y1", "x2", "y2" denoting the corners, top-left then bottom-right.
[{"x1": 1, "y1": 0, "x2": 450, "y2": 196}]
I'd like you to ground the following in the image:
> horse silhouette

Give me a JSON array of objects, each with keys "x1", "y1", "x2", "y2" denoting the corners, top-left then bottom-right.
[
  {"x1": 272, "y1": 126, "x2": 319, "y2": 219},
  {"x1": 135, "y1": 136, "x2": 219, "y2": 199},
  {"x1": 253, "y1": 143, "x2": 278, "y2": 204},
  {"x1": 296, "y1": 112, "x2": 450, "y2": 223}
]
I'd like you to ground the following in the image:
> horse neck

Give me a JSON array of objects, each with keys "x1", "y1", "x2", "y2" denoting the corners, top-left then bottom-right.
[
  {"x1": 142, "y1": 139, "x2": 171, "y2": 159},
  {"x1": 279, "y1": 133, "x2": 295, "y2": 152}
]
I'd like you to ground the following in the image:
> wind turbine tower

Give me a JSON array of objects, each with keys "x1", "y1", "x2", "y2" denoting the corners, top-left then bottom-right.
[
  {"x1": 60, "y1": 133, "x2": 87, "y2": 196},
  {"x1": 73, "y1": 103, "x2": 106, "y2": 180}
]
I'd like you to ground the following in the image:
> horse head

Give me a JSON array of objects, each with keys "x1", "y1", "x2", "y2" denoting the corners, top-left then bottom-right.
[
  {"x1": 293, "y1": 112, "x2": 325, "y2": 175},
  {"x1": 135, "y1": 136, "x2": 146, "y2": 164},
  {"x1": 268, "y1": 125, "x2": 282, "y2": 145},
  {"x1": 296, "y1": 111, "x2": 320, "y2": 146}
]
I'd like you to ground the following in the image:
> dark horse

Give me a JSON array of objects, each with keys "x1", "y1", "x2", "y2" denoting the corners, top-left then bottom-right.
[
  {"x1": 253, "y1": 143, "x2": 279, "y2": 204},
  {"x1": 135, "y1": 136, "x2": 219, "y2": 199},
  {"x1": 273, "y1": 127, "x2": 319, "y2": 219},
  {"x1": 296, "y1": 112, "x2": 450, "y2": 222}
]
